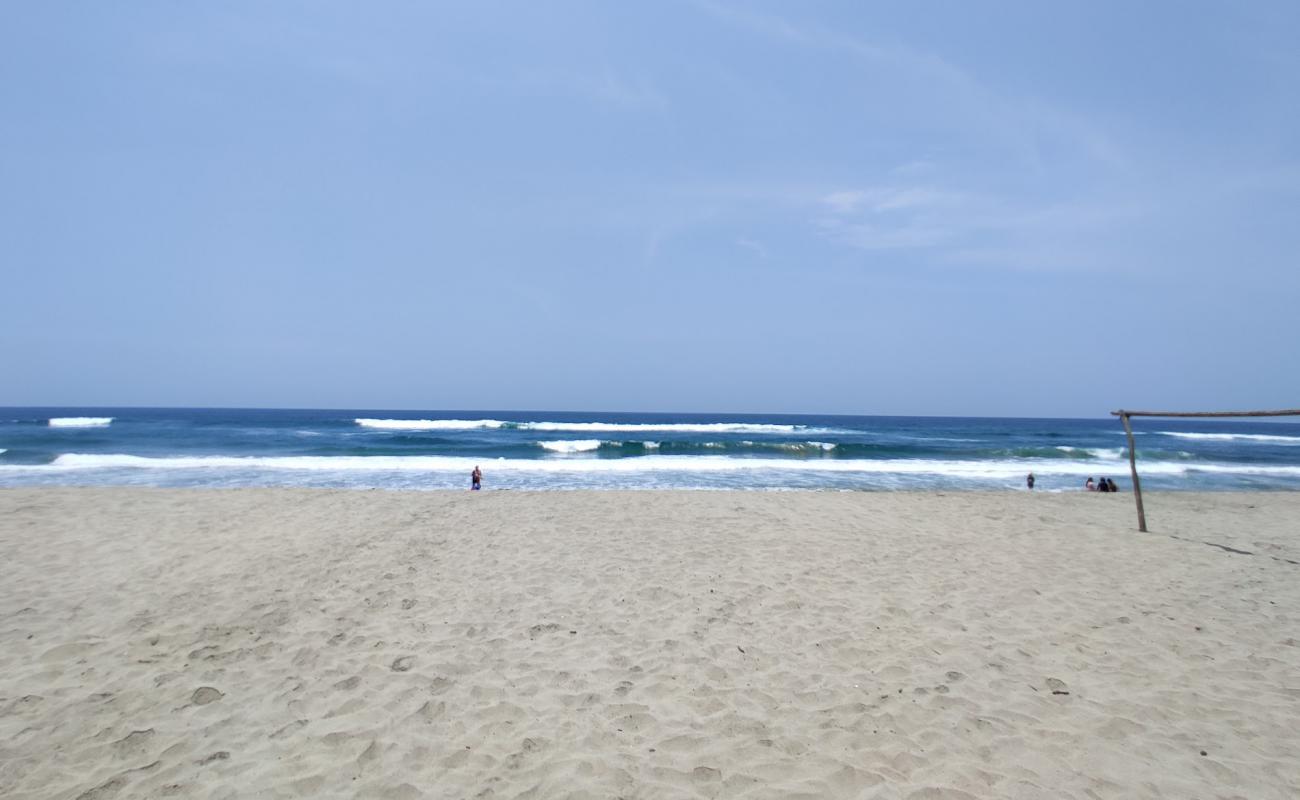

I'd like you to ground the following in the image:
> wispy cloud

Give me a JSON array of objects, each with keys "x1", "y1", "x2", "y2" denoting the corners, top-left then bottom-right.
[
  {"x1": 816, "y1": 218, "x2": 955, "y2": 251},
  {"x1": 735, "y1": 236, "x2": 770, "y2": 259},
  {"x1": 816, "y1": 184, "x2": 970, "y2": 250},
  {"x1": 814, "y1": 179, "x2": 1146, "y2": 267},
  {"x1": 821, "y1": 190, "x2": 868, "y2": 215},
  {"x1": 695, "y1": 1, "x2": 1126, "y2": 172},
  {"x1": 516, "y1": 68, "x2": 669, "y2": 112}
]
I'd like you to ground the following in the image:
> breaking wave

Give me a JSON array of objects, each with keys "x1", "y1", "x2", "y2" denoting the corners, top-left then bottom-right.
[
  {"x1": 355, "y1": 418, "x2": 506, "y2": 431},
  {"x1": 538, "y1": 440, "x2": 602, "y2": 453},
  {"x1": 1159, "y1": 431, "x2": 1300, "y2": 444},
  {"x1": 49, "y1": 417, "x2": 113, "y2": 428},
  {"x1": 1055, "y1": 446, "x2": 1126, "y2": 459}
]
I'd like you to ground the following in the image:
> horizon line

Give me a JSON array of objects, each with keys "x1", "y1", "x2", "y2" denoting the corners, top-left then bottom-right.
[{"x1": 5, "y1": 403, "x2": 1296, "y2": 423}]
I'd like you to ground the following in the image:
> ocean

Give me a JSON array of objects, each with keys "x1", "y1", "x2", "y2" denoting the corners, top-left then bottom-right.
[{"x1": 2, "y1": 408, "x2": 1299, "y2": 491}]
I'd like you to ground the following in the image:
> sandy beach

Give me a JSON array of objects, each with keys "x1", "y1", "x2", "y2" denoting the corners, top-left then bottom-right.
[{"x1": 1, "y1": 488, "x2": 1298, "y2": 799}]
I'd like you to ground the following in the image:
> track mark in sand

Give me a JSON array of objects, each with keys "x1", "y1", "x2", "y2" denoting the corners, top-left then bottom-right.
[
  {"x1": 907, "y1": 788, "x2": 980, "y2": 800},
  {"x1": 269, "y1": 719, "x2": 308, "y2": 740},
  {"x1": 75, "y1": 776, "x2": 126, "y2": 800},
  {"x1": 2, "y1": 694, "x2": 44, "y2": 714},
  {"x1": 1164, "y1": 534, "x2": 1300, "y2": 566},
  {"x1": 1203, "y1": 541, "x2": 1252, "y2": 556},
  {"x1": 74, "y1": 761, "x2": 161, "y2": 800},
  {"x1": 333, "y1": 675, "x2": 362, "y2": 690},
  {"x1": 1045, "y1": 677, "x2": 1070, "y2": 696},
  {"x1": 408, "y1": 700, "x2": 445, "y2": 723},
  {"x1": 40, "y1": 641, "x2": 100, "y2": 662},
  {"x1": 503, "y1": 736, "x2": 546, "y2": 770},
  {"x1": 325, "y1": 698, "x2": 367, "y2": 719},
  {"x1": 391, "y1": 656, "x2": 414, "y2": 672},
  {"x1": 197, "y1": 751, "x2": 229, "y2": 765},
  {"x1": 357, "y1": 739, "x2": 382, "y2": 767},
  {"x1": 188, "y1": 645, "x2": 220, "y2": 661}
]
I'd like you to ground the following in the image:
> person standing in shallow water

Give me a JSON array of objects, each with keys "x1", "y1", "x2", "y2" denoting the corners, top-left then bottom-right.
[
  {"x1": 471, "y1": 466, "x2": 482, "y2": 491},
  {"x1": 1026, "y1": 472, "x2": 1035, "y2": 490}
]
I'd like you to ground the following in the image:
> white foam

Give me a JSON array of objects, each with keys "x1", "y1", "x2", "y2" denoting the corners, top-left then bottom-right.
[
  {"x1": 1056, "y1": 446, "x2": 1126, "y2": 459},
  {"x1": 771, "y1": 441, "x2": 837, "y2": 452},
  {"x1": 10, "y1": 452, "x2": 1297, "y2": 478},
  {"x1": 49, "y1": 417, "x2": 113, "y2": 428},
  {"x1": 517, "y1": 421, "x2": 819, "y2": 434},
  {"x1": 1159, "y1": 431, "x2": 1300, "y2": 444},
  {"x1": 642, "y1": 441, "x2": 660, "y2": 449},
  {"x1": 539, "y1": 440, "x2": 602, "y2": 453},
  {"x1": 353, "y1": 418, "x2": 823, "y2": 434},
  {"x1": 1089, "y1": 448, "x2": 1126, "y2": 459},
  {"x1": 355, "y1": 418, "x2": 505, "y2": 431}
]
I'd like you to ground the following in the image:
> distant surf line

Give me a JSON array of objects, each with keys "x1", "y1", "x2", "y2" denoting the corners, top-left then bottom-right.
[
  {"x1": 9, "y1": 452, "x2": 1298, "y2": 478},
  {"x1": 1158, "y1": 431, "x2": 1300, "y2": 444},
  {"x1": 354, "y1": 418, "x2": 844, "y2": 434}
]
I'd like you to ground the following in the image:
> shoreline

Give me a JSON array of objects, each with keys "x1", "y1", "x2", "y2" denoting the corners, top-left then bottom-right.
[{"x1": 3, "y1": 488, "x2": 1298, "y2": 798}]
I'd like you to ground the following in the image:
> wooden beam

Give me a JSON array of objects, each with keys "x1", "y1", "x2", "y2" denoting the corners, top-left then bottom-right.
[
  {"x1": 1111, "y1": 409, "x2": 1300, "y2": 418},
  {"x1": 1120, "y1": 413, "x2": 1146, "y2": 532},
  {"x1": 1109, "y1": 407, "x2": 1298, "y2": 532}
]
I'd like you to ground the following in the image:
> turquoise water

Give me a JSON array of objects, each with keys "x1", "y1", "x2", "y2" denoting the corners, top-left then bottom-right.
[{"x1": 2, "y1": 408, "x2": 1299, "y2": 490}]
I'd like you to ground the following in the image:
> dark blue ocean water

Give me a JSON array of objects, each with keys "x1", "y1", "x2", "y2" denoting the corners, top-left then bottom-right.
[{"x1": 2, "y1": 408, "x2": 1299, "y2": 490}]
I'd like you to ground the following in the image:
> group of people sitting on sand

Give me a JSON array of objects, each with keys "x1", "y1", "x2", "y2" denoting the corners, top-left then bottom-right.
[{"x1": 1085, "y1": 476, "x2": 1119, "y2": 492}]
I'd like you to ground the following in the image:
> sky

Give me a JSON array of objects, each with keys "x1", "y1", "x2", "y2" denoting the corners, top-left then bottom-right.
[{"x1": 2, "y1": 1, "x2": 1298, "y2": 417}]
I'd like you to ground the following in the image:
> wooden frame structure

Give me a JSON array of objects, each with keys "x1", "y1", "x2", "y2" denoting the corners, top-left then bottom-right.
[{"x1": 1110, "y1": 408, "x2": 1300, "y2": 532}]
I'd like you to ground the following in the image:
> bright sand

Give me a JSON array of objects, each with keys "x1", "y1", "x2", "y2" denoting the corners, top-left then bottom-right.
[{"x1": 1, "y1": 489, "x2": 1298, "y2": 799}]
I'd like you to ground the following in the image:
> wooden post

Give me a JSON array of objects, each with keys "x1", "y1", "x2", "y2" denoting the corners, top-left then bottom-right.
[
  {"x1": 1110, "y1": 407, "x2": 1298, "y2": 530},
  {"x1": 1120, "y1": 412, "x2": 1147, "y2": 532}
]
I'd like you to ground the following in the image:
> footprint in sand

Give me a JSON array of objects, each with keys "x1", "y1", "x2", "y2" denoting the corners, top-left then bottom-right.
[
  {"x1": 528, "y1": 623, "x2": 562, "y2": 638},
  {"x1": 191, "y1": 687, "x2": 223, "y2": 706},
  {"x1": 110, "y1": 729, "x2": 155, "y2": 759}
]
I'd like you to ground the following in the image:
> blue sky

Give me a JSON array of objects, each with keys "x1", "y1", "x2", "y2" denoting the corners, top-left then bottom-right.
[{"x1": 3, "y1": 1, "x2": 1298, "y2": 416}]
